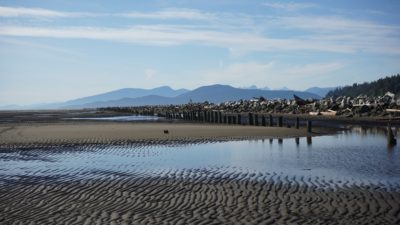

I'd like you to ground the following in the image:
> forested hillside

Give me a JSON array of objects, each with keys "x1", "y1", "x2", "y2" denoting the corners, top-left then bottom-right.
[{"x1": 326, "y1": 74, "x2": 400, "y2": 97}]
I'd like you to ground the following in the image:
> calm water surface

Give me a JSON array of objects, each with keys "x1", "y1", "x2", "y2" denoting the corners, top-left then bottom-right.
[
  {"x1": 70, "y1": 115, "x2": 162, "y2": 121},
  {"x1": 1, "y1": 126, "x2": 399, "y2": 188}
]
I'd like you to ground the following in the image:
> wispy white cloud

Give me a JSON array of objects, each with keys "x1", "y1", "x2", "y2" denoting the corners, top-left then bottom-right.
[
  {"x1": 0, "y1": 6, "x2": 94, "y2": 18},
  {"x1": 0, "y1": 6, "x2": 399, "y2": 55},
  {"x1": 0, "y1": 25, "x2": 363, "y2": 54},
  {"x1": 0, "y1": 37, "x2": 80, "y2": 56},
  {"x1": 120, "y1": 8, "x2": 215, "y2": 21},
  {"x1": 263, "y1": 2, "x2": 317, "y2": 11},
  {"x1": 279, "y1": 16, "x2": 399, "y2": 33}
]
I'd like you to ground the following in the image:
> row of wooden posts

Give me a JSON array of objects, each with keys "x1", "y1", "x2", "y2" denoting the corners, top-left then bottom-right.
[
  {"x1": 164, "y1": 111, "x2": 313, "y2": 132},
  {"x1": 140, "y1": 109, "x2": 397, "y2": 146}
]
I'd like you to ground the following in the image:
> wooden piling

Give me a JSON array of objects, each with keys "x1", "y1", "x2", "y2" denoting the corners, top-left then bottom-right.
[
  {"x1": 269, "y1": 115, "x2": 273, "y2": 126},
  {"x1": 295, "y1": 117, "x2": 300, "y2": 129},
  {"x1": 261, "y1": 115, "x2": 266, "y2": 126},
  {"x1": 237, "y1": 114, "x2": 242, "y2": 125},
  {"x1": 307, "y1": 120, "x2": 312, "y2": 133},
  {"x1": 278, "y1": 116, "x2": 283, "y2": 127},
  {"x1": 254, "y1": 114, "x2": 259, "y2": 126},
  {"x1": 248, "y1": 113, "x2": 254, "y2": 125}
]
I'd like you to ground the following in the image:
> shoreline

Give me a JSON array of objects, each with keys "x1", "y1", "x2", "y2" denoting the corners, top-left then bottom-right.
[{"x1": 0, "y1": 121, "x2": 331, "y2": 147}]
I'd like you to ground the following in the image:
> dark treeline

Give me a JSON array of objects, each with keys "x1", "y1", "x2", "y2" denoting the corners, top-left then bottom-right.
[{"x1": 326, "y1": 74, "x2": 400, "y2": 97}]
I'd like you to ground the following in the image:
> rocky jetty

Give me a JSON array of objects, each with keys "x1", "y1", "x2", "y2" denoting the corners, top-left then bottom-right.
[{"x1": 102, "y1": 92, "x2": 400, "y2": 119}]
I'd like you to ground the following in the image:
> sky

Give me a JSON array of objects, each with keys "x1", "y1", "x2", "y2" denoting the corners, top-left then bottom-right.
[{"x1": 0, "y1": 0, "x2": 400, "y2": 105}]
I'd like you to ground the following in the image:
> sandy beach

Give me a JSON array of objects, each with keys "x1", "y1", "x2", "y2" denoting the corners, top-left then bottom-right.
[
  {"x1": 0, "y1": 122, "x2": 319, "y2": 146},
  {"x1": 0, "y1": 111, "x2": 398, "y2": 224},
  {"x1": 1, "y1": 173, "x2": 399, "y2": 225}
]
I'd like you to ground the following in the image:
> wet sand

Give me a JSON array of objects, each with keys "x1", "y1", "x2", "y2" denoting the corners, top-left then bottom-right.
[
  {"x1": 1, "y1": 172, "x2": 399, "y2": 225},
  {"x1": 1, "y1": 111, "x2": 397, "y2": 224},
  {"x1": 0, "y1": 122, "x2": 319, "y2": 146}
]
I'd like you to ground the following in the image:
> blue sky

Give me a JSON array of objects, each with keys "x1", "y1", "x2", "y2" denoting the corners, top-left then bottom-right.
[{"x1": 1, "y1": 0, "x2": 400, "y2": 105}]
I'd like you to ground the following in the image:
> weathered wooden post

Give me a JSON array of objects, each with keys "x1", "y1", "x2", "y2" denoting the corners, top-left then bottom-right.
[
  {"x1": 295, "y1": 117, "x2": 300, "y2": 129},
  {"x1": 278, "y1": 138, "x2": 283, "y2": 144},
  {"x1": 307, "y1": 120, "x2": 312, "y2": 133},
  {"x1": 228, "y1": 115, "x2": 232, "y2": 124},
  {"x1": 232, "y1": 115, "x2": 237, "y2": 124},
  {"x1": 269, "y1": 114, "x2": 273, "y2": 126},
  {"x1": 278, "y1": 116, "x2": 283, "y2": 127},
  {"x1": 219, "y1": 112, "x2": 223, "y2": 123},
  {"x1": 254, "y1": 114, "x2": 259, "y2": 126},
  {"x1": 224, "y1": 114, "x2": 227, "y2": 124},
  {"x1": 261, "y1": 115, "x2": 266, "y2": 126},
  {"x1": 295, "y1": 137, "x2": 300, "y2": 145},
  {"x1": 237, "y1": 114, "x2": 242, "y2": 125},
  {"x1": 387, "y1": 123, "x2": 397, "y2": 146},
  {"x1": 248, "y1": 113, "x2": 254, "y2": 125}
]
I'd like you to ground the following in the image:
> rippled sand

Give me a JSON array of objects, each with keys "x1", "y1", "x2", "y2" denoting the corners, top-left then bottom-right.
[
  {"x1": 0, "y1": 122, "x2": 316, "y2": 146},
  {"x1": 1, "y1": 170, "x2": 399, "y2": 225}
]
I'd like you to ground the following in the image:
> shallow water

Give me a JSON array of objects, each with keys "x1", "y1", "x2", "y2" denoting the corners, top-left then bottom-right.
[
  {"x1": 69, "y1": 115, "x2": 162, "y2": 121},
  {"x1": 0, "y1": 126, "x2": 399, "y2": 189}
]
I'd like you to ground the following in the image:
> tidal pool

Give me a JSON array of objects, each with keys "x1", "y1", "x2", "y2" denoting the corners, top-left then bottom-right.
[
  {"x1": 69, "y1": 115, "x2": 162, "y2": 121},
  {"x1": 0, "y1": 125, "x2": 399, "y2": 189}
]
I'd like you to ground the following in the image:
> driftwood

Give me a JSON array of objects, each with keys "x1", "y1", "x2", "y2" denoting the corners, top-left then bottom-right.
[{"x1": 320, "y1": 110, "x2": 337, "y2": 116}]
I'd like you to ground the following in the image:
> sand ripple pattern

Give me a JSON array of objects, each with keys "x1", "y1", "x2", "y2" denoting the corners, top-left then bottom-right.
[
  {"x1": 1, "y1": 169, "x2": 399, "y2": 225},
  {"x1": 0, "y1": 137, "x2": 254, "y2": 151}
]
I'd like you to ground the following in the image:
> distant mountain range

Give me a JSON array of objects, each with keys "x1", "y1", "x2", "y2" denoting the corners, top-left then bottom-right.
[
  {"x1": 61, "y1": 84, "x2": 320, "y2": 109},
  {"x1": 304, "y1": 87, "x2": 336, "y2": 97},
  {"x1": 53, "y1": 86, "x2": 189, "y2": 108},
  {"x1": 1, "y1": 84, "x2": 326, "y2": 109}
]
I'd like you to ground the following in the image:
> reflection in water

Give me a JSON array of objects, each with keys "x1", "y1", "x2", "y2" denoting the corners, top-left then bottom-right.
[
  {"x1": 307, "y1": 136, "x2": 312, "y2": 145},
  {"x1": 387, "y1": 125, "x2": 397, "y2": 148},
  {"x1": 0, "y1": 125, "x2": 399, "y2": 188},
  {"x1": 70, "y1": 115, "x2": 162, "y2": 121}
]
